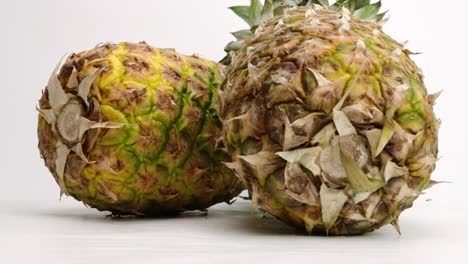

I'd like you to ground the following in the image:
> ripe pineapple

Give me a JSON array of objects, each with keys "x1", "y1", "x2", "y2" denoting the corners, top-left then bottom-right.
[
  {"x1": 38, "y1": 42, "x2": 242, "y2": 215},
  {"x1": 219, "y1": 3, "x2": 439, "y2": 235}
]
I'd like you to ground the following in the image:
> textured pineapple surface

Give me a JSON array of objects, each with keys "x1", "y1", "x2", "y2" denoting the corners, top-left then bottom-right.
[
  {"x1": 220, "y1": 6, "x2": 439, "y2": 235},
  {"x1": 38, "y1": 42, "x2": 242, "y2": 215}
]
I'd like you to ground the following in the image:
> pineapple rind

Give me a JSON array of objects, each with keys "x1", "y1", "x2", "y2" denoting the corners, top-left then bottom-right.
[{"x1": 38, "y1": 42, "x2": 243, "y2": 215}]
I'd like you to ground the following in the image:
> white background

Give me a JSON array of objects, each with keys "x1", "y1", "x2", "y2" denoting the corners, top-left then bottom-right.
[{"x1": 1, "y1": 0, "x2": 467, "y2": 263}]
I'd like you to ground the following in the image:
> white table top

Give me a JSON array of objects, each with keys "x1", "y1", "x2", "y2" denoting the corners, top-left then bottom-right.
[{"x1": 1, "y1": 196, "x2": 466, "y2": 264}]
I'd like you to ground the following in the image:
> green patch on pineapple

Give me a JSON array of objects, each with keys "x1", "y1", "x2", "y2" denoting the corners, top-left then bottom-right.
[
  {"x1": 397, "y1": 112, "x2": 425, "y2": 133},
  {"x1": 98, "y1": 105, "x2": 138, "y2": 146},
  {"x1": 98, "y1": 55, "x2": 125, "y2": 88}
]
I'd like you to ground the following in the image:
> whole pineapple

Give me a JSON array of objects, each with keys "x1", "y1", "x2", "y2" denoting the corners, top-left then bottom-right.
[
  {"x1": 219, "y1": 4, "x2": 439, "y2": 235},
  {"x1": 38, "y1": 42, "x2": 242, "y2": 215}
]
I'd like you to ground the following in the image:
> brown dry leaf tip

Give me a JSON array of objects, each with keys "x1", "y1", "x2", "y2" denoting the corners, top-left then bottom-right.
[
  {"x1": 341, "y1": 103, "x2": 384, "y2": 125},
  {"x1": 77, "y1": 67, "x2": 103, "y2": 108},
  {"x1": 238, "y1": 151, "x2": 283, "y2": 186},
  {"x1": 47, "y1": 60, "x2": 70, "y2": 113},
  {"x1": 94, "y1": 155, "x2": 119, "y2": 175},
  {"x1": 274, "y1": 18, "x2": 285, "y2": 31},
  {"x1": 311, "y1": 123, "x2": 336, "y2": 147},
  {"x1": 339, "y1": 8, "x2": 352, "y2": 33},
  {"x1": 331, "y1": 63, "x2": 368, "y2": 137},
  {"x1": 224, "y1": 159, "x2": 253, "y2": 189},
  {"x1": 284, "y1": 163, "x2": 319, "y2": 206},
  {"x1": 339, "y1": 135, "x2": 369, "y2": 167},
  {"x1": 383, "y1": 161, "x2": 408, "y2": 183},
  {"x1": 291, "y1": 112, "x2": 324, "y2": 139},
  {"x1": 425, "y1": 180, "x2": 450, "y2": 190},
  {"x1": 286, "y1": 162, "x2": 319, "y2": 203},
  {"x1": 55, "y1": 141, "x2": 71, "y2": 191},
  {"x1": 306, "y1": 11, "x2": 321, "y2": 28},
  {"x1": 282, "y1": 114, "x2": 308, "y2": 150},
  {"x1": 36, "y1": 107, "x2": 56, "y2": 127},
  {"x1": 391, "y1": 218, "x2": 402, "y2": 235},
  {"x1": 276, "y1": 147, "x2": 322, "y2": 176},
  {"x1": 71, "y1": 144, "x2": 94, "y2": 164},
  {"x1": 38, "y1": 57, "x2": 125, "y2": 185},
  {"x1": 98, "y1": 182, "x2": 119, "y2": 202},
  {"x1": 362, "y1": 129, "x2": 380, "y2": 158},
  {"x1": 390, "y1": 47, "x2": 404, "y2": 64},
  {"x1": 320, "y1": 183, "x2": 348, "y2": 232},
  {"x1": 225, "y1": 106, "x2": 265, "y2": 141},
  {"x1": 66, "y1": 67, "x2": 79, "y2": 88},
  {"x1": 318, "y1": 141, "x2": 347, "y2": 187},
  {"x1": 333, "y1": 109, "x2": 356, "y2": 136},
  {"x1": 428, "y1": 91, "x2": 442, "y2": 105}
]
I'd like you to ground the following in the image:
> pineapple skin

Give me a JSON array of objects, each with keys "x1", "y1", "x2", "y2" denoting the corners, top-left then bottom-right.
[
  {"x1": 219, "y1": 6, "x2": 439, "y2": 235},
  {"x1": 38, "y1": 42, "x2": 243, "y2": 215}
]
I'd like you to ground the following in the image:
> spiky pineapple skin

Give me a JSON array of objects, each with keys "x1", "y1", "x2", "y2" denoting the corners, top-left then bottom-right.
[
  {"x1": 219, "y1": 6, "x2": 438, "y2": 235},
  {"x1": 38, "y1": 42, "x2": 242, "y2": 215}
]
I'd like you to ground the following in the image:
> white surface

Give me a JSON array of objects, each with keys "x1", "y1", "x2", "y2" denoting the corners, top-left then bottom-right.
[
  {"x1": 1, "y1": 0, "x2": 468, "y2": 263},
  {"x1": 2, "y1": 198, "x2": 468, "y2": 264}
]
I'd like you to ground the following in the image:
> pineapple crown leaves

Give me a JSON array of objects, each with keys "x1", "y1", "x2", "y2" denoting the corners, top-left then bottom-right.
[{"x1": 221, "y1": 0, "x2": 387, "y2": 64}]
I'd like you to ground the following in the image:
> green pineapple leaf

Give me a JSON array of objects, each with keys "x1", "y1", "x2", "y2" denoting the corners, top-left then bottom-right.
[
  {"x1": 261, "y1": 0, "x2": 275, "y2": 20},
  {"x1": 354, "y1": 0, "x2": 371, "y2": 9},
  {"x1": 230, "y1": 0, "x2": 264, "y2": 27},
  {"x1": 309, "y1": 0, "x2": 329, "y2": 7},
  {"x1": 340, "y1": 150, "x2": 384, "y2": 193},
  {"x1": 375, "y1": 10, "x2": 388, "y2": 21},
  {"x1": 231, "y1": 29, "x2": 254, "y2": 41},
  {"x1": 249, "y1": 0, "x2": 264, "y2": 25},
  {"x1": 224, "y1": 41, "x2": 243, "y2": 53},
  {"x1": 353, "y1": 0, "x2": 382, "y2": 19},
  {"x1": 333, "y1": 0, "x2": 373, "y2": 12},
  {"x1": 229, "y1": 5, "x2": 252, "y2": 25},
  {"x1": 335, "y1": 0, "x2": 356, "y2": 11}
]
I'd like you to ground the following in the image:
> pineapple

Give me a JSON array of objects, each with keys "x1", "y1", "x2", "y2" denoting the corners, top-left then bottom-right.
[
  {"x1": 38, "y1": 42, "x2": 243, "y2": 215},
  {"x1": 219, "y1": 3, "x2": 439, "y2": 235}
]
